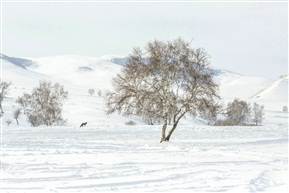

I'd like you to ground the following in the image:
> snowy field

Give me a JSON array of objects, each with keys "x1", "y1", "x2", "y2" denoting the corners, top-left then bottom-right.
[{"x1": 1, "y1": 124, "x2": 288, "y2": 193}]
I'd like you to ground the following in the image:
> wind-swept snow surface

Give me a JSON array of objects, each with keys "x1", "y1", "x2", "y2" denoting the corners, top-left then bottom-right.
[{"x1": 1, "y1": 125, "x2": 288, "y2": 193}]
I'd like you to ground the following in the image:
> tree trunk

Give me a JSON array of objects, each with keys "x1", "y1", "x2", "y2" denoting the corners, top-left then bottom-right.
[
  {"x1": 165, "y1": 123, "x2": 178, "y2": 142},
  {"x1": 16, "y1": 118, "x2": 19, "y2": 125},
  {"x1": 164, "y1": 112, "x2": 185, "y2": 142},
  {"x1": 160, "y1": 121, "x2": 167, "y2": 143}
]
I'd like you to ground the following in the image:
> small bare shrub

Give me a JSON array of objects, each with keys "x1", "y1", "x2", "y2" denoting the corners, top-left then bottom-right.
[
  {"x1": 0, "y1": 81, "x2": 12, "y2": 113},
  {"x1": 215, "y1": 119, "x2": 236, "y2": 126},
  {"x1": 125, "y1": 120, "x2": 136, "y2": 126},
  {"x1": 13, "y1": 108, "x2": 21, "y2": 125},
  {"x1": 5, "y1": 118, "x2": 12, "y2": 126},
  {"x1": 98, "y1": 90, "x2": 102, "y2": 97}
]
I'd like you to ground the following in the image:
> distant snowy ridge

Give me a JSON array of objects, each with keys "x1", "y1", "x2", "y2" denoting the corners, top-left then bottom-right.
[
  {"x1": 0, "y1": 53, "x2": 273, "y2": 100},
  {"x1": 0, "y1": 53, "x2": 36, "y2": 69},
  {"x1": 210, "y1": 65, "x2": 243, "y2": 77},
  {"x1": 99, "y1": 54, "x2": 129, "y2": 66},
  {"x1": 99, "y1": 55, "x2": 244, "y2": 76},
  {"x1": 31, "y1": 55, "x2": 120, "y2": 75}
]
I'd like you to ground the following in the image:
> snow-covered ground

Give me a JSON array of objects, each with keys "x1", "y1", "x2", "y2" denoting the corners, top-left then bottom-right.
[
  {"x1": 1, "y1": 54, "x2": 288, "y2": 192},
  {"x1": 1, "y1": 124, "x2": 288, "y2": 193}
]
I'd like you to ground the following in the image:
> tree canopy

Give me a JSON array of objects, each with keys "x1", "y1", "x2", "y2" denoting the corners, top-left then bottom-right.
[{"x1": 106, "y1": 38, "x2": 220, "y2": 142}]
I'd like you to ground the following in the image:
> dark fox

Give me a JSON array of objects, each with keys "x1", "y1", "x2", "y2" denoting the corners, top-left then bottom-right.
[{"x1": 80, "y1": 122, "x2": 87, "y2": 127}]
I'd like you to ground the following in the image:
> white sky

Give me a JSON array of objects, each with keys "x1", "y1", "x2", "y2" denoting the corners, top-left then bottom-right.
[{"x1": 1, "y1": 1, "x2": 288, "y2": 79}]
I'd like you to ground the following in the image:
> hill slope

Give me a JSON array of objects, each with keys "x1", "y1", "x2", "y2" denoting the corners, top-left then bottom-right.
[
  {"x1": 249, "y1": 74, "x2": 288, "y2": 111},
  {"x1": 250, "y1": 74, "x2": 288, "y2": 100},
  {"x1": 211, "y1": 66, "x2": 272, "y2": 102}
]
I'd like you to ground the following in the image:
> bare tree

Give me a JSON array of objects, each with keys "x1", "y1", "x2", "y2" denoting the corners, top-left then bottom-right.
[
  {"x1": 88, "y1": 88, "x2": 95, "y2": 96},
  {"x1": 252, "y1": 102, "x2": 265, "y2": 126},
  {"x1": 226, "y1": 98, "x2": 251, "y2": 125},
  {"x1": 19, "y1": 81, "x2": 68, "y2": 127},
  {"x1": 0, "y1": 81, "x2": 12, "y2": 113},
  {"x1": 200, "y1": 103, "x2": 221, "y2": 125},
  {"x1": 16, "y1": 93, "x2": 31, "y2": 114},
  {"x1": 98, "y1": 90, "x2": 102, "y2": 97},
  {"x1": 13, "y1": 108, "x2": 21, "y2": 125},
  {"x1": 105, "y1": 38, "x2": 220, "y2": 142}
]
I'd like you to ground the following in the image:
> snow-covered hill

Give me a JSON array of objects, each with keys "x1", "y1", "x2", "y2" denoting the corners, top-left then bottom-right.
[
  {"x1": 0, "y1": 53, "x2": 36, "y2": 69},
  {"x1": 249, "y1": 74, "x2": 288, "y2": 110},
  {"x1": 1, "y1": 56, "x2": 54, "y2": 95},
  {"x1": 1, "y1": 54, "x2": 287, "y2": 126},
  {"x1": 30, "y1": 55, "x2": 122, "y2": 89},
  {"x1": 250, "y1": 74, "x2": 288, "y2": 99},
  {"x1": 212, "y1": 67, "x2": 272, "y2": 102}
]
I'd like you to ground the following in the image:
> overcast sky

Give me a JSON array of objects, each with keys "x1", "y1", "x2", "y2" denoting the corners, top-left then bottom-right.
[{"x1": 2, "y1": 1, "x2": 288, "y2": 79}]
